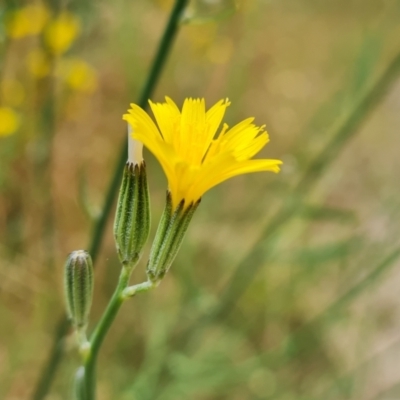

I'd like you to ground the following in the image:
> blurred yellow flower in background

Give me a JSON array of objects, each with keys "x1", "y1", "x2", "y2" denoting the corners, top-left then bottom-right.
[
  {"x1": 0, "y1": 107, "x2": 20, "y2": 136},
  {"x1": 44, "y1": 12, "x2": 80, "y2": 55},
  {"x1": 5, "y1": 3, "x2": 49, "y2": 38},
  {"x1": 124, "y1": 98, "x2": 282, "y2": 209},
  {"x1": 57, "y1": 59, "x2": 98, "y2": 93}
]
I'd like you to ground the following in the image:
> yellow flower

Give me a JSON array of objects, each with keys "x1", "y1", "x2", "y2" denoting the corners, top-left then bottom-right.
[
  {"x1": 5, "y1": 3, "x2": 49, "y2": 38},
  {"x1": 44, "y1": 12, "x2": 80, "y2": 55},
  {"x1": 57, "y1": 58, "x2": 98, "y2": 93},
  {"x1": 123, "y1": 97, "x2": 282, "y2": 209},
  {"x1": 0, "y1": 107, "x2": 20, "y2": 136}
]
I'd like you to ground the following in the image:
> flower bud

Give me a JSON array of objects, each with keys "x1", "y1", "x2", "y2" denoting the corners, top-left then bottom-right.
[
  {"x1": 147, "y1": 192, "x2": 199, "y2": 282},
  {"x1": 114, "y1": 131, "x2": 150, "y2": 266},
  {"x1": 64, "y1": 250, "x2": 94, "y2": 328}
]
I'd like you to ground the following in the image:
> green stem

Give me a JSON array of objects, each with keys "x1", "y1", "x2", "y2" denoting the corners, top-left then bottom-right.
[
  {"x1": 83, "y1": 272, "x2": 158, "y2": 399},
  {"x1": 122, "y1": 280, "x2": 158, "y2": 298},
  {"x1": 31, "y1": 1, "x2": 189, "y2": 399},
  {"x1": 73, "y1": 367, "x2": 86, "y2": 400},
  {"x1": 84, "y1": 267, "x2": 130, "y2": 400}
]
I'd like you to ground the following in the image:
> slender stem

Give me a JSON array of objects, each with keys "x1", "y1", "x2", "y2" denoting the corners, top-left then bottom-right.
[
  {"x1": 84, "y1": 267, "x2": 130, "y2": 400},
  {"x1": 122, "y1": 280, "x2": 158, "y2": 298},
  {"x1": 0, "y1": 35, "x2": 11, "y2": 85},
  {"x1": 31, "y1": 1, "x2": 189, "y2": 399},
  {"x1": 31, "y1": 318, "x2": 71, "y2": 400},
  {"x1": 73, "y1": 367, "x2": 86, "y2": 400},
  {"x1": 83, "y1": 272, "x2": 158, "y2": 399},
  {"x1": 36, "y1": 53, "x2": 57, "y2": 270}
]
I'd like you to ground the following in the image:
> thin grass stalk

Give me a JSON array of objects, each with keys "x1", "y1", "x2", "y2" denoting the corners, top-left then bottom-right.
[
  {"x1": 0, "y1": 37, "x2": 11, "y2": 84},
  {"x1": 319, "y1": 305, "x2": 400, "y2": 399},
  {"x1": 35, "y1": 54, "x2": 57, "y2": 269},
  {"x1": 262, "y1": 245, "x2": 400, "y2": 400},
  {"x1": 153, "y1": 246, "x2": 400, "y2": 400},
  {"x1": 370, "y1": 380, "x2": 400, "y2": 400},
  {"x1": 31, "y1": 1, "x2": 189, "y2": 399}
]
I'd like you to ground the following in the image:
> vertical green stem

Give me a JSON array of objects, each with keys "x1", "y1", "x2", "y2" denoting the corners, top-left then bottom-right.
[
  {"x1": 83, "y1": 267, "x2": 130, "y2": 400},
  {"x1": 31, "y1": 1, "x2": 189, "y2": 399},
  {"x1": 36, "y1": 53, "x2": 57, "y2": 269}
]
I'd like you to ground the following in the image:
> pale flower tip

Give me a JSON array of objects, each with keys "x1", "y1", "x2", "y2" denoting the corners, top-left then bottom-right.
[{"x1": 127, "y1": 124, "x2": 143, "y2": 165}]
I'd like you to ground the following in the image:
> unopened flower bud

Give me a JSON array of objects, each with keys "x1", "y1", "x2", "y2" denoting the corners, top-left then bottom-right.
[
  {"x1": 64, "y1": 250, "x2": 94, "y2": 328},
  {"x1": 114, "y1": 129, "x2": 150, "y2": 266},
  {"x1": 147, "y1": 192, "x2": 199, "y2": 282}
]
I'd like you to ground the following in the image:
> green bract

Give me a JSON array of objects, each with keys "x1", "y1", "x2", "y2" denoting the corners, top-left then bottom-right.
[
  {"x1": 147, "y1": 192, "x2": 199, "y2": 282},
  {"x1": 64, "y1": 250, "x2": 94, "y2": 329},
  {"x1": 114, "y1": 161, "x2": 150, "y2": 266}
]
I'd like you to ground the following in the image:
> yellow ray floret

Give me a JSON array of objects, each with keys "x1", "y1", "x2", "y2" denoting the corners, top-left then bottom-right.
[{"x1": 123, "y1": 97, "x2": 282, "y2": 209}]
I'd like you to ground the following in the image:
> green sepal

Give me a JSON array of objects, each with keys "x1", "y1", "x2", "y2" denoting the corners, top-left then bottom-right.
[
  {"x1": 147, "y1": 192, "x2": 200, "y2": 282},
  {"x1": 64, "y1": 250, "x2": 94, "y2": 329},
  {"x1": 114, "y1": 161, "x2": 151, "y2": 266}
]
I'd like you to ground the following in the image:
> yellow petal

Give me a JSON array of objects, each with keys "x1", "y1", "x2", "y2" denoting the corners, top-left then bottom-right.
[
  {"x1": 193, "y1": 158, "x2": 282, "y2": 199},
  {"x1": 179, "y1": 98, "x2": 206, "y2": 164},
  {"x1": 149, "y1": 98, "x2": 180, "y2": 144}
]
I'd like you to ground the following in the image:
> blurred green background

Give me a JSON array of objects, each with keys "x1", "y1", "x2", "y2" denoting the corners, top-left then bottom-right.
[{"x1": 1, "y1": 0, "x2": 400, "y2": 399}]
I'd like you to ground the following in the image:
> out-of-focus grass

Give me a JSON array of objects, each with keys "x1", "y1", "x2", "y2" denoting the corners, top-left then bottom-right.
[{"x1": 1, "y1": 0, "x2": 400, "y2": 399}]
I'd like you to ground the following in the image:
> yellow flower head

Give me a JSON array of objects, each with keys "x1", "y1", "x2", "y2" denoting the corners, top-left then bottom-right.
[
  {"x1": 44, "y1": 12, "x2": 80, "y2": 55},
  {"x1": 5, "y1": 3, "x2": 49, "y2": 38},
  {"x1": 0, "y1": 107, "x2": 20, "y2": 136},
  {"x1": 123, "y1": 97, "x2": 282, "y2": 209},
  {"x1": 57, "y1": 58, "x2": 98, "y2": 93}
]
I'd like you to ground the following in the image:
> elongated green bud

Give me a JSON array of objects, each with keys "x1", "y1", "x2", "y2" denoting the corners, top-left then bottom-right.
[
  {"x1": 64, "y1": 250, "x2": 94, "y2": 329},
  {"x1": 114, "y1": 126, "x2": 150, "y2": 266},
  {"x1": 147, "y1": 192, "x2": 200, "y2": 282}
]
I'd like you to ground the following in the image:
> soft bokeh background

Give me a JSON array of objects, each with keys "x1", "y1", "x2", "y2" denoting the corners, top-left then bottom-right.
[{"x1": 1, "y1": 0, "x2": 400, "y2": 399}]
